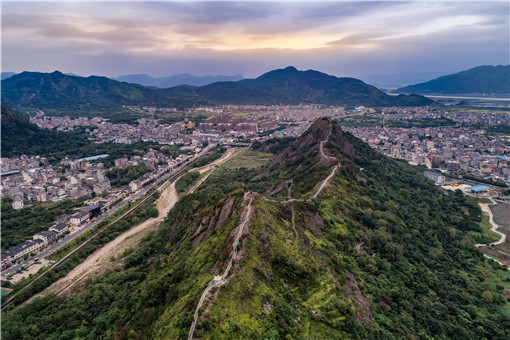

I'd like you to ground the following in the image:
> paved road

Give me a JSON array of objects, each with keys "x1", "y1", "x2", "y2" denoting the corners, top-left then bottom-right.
[{"x1": 1, "y1": 165, "x2": 189, "y2": 310}]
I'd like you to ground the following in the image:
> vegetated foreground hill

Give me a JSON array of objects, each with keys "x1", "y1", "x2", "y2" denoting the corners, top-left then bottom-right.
[
  {"x1": 3, "y1": 119, "x2": 509, "y2": 339},
  {"x1": 2, "y1": 67, "x2": 433, "y2": 114},
  {"x1": 395, "y1": 65, "x2": 510, "y2": 95},
  {"x1": 0, "y1": 104, "x2": 89, "y2": 158}
]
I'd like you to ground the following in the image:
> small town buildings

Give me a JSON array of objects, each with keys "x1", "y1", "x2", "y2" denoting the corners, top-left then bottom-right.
[
  {"x1": 33, "y1": 230, "x2": 58, "y2": 246},
  {"x1": 49, "y1": 223, "x2": 70, "y2": 236},
  {"x1": 81, "y1": 204, "x2": 101, "y2": 218},
  {"x1": 2, "y1": 239, "x2": 44, "y2": 265},
  {"x1": 70, "y1": 211, "x2": 90, "y2": 227},
  {"x1": 467, "y1": 185, "x2": 491, "y2": 194},
  {"x1": 424, "y1": 171, "x2": 446, "y2": 184}
]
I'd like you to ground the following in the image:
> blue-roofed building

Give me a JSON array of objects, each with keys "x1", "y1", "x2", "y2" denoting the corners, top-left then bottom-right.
[
  {"x1": 73, "y1": 154, "x2": 109, "y2": 163},
  {"x1": 467, "y1": 185, "x2": 490, "y2": 193}
]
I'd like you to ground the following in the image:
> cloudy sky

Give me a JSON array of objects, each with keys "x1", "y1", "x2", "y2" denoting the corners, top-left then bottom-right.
[{"x1": 2, "y1": 1, "x2": 509, "y2": 83}]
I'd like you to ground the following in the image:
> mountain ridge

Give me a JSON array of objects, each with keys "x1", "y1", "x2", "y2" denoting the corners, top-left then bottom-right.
[
  {"x1": 186, "y1": 66, "x2": 434, "y2": 106},
  {"x1": 395, "y1": 65, "x2": 510, "y2": 95},
  {"x1": 1, "y1": 70, "x2": 184, "y2": 112},
  {"x1": 2, "y1": 67, "x2": 433, "y2": 113},
  {"x1": 115, "y1": 73, "x2": 244, "y2": 88}
]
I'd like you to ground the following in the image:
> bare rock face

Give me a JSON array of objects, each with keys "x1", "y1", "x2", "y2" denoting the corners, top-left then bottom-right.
[{"x1": 270, "y1": 118, "x2": 356, "y2": 170}]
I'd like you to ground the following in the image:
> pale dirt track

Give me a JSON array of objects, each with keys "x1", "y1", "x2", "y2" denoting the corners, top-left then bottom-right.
[
  {"x1": 475, "y1": 198, "x2": 507, "y2": 248},
  {"x1": 193, "y1": 148, "x2": 239, "y2": 175},
  {"x1": 480, "y1": 199, "x2": 507, "y2": 246},
  {"x1": 31, "y1": 181, "x2": 179, "y2": 299},
  {"x1": 474, "y1": 198, "x2": 509, "y2": 270},
  {"x1": 188, "y1": 148, "x2": 241, "y2": 194}
]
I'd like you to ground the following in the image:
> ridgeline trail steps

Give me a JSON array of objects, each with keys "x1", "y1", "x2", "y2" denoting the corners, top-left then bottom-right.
[
  {"x1": 474, "y1": 198, "x2": 509, "y2": 270},
  {"x1": 188, "y1": 121, "x2": 343, "y2": 339},
  {"x1": 319, "y1": 122, "x2": 337, "y2": 162},
  {"x1": 313, "y1": 164, "x2": 339, "y2": 199},
  {"x1": 188, "y1": 193, "x2": 254, "y2": 340},
  {"x1": 264, "y1": 120, "x2": 341, "y2": 204},
  {"x1": 313, "y1": 120, "x2": 341, "y2": 199}
]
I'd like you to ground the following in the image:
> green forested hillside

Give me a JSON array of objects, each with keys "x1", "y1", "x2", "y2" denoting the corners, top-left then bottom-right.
[
  {"x1": 1, "y1": 198, "x2": 81, "y2": 250},
  {"x1": 1, "y1": 71, "x2": 182, "y2": 112},
  {"x1": 2, "y1": 67, "x2": 433, "y2": 114},
  {"x1": 1, "y1": 104, "x2": 89, "y2": 158},
  {"x1": 179, "y1": 66, "x2": 434, "y2": 106},
  {"x1": 2, "y1": 119, "x2": 508, "y2": 339},
  {"x1": 396, "y1": 65, "x2": 510, "y2": 95}
]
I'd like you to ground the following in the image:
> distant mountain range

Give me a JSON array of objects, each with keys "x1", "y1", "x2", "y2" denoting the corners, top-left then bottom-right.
[
  {"x1": 115, "y1": 73, "x2": 244, "y2": 88},
  {"x1": 1, "y1": 72, "x2": 17, "y2": 80},
  {"x1": 1, "y1": 71, "x2": 186, "y2": 112},
  {"x1": 1, "y1": 67, "x2": 432, "y2": 113},
  {"x1": 395, "y1": 65, "x2": 510, "y2": 95},
  {"x1": 163, "y1": 66, "x2": 432, "y2": 106},
  {"x1": 361, "y1": 70, "x2": 451, "y2": 89}
]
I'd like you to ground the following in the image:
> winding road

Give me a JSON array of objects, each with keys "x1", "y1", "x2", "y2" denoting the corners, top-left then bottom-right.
[
  {"x1": 474, "y1": 198, "x2": 509, "y2": 270},
  {"x1": 480, "y1": 198, "x2": 506, "y2": 246},
  {"x1": 475, "y1": 198, "x2": 506, "y2": 248}
]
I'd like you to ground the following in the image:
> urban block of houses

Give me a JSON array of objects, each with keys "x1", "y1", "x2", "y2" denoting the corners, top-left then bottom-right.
[{"x1": 1, "y1": 239, "x2": 44, "y2": 268}]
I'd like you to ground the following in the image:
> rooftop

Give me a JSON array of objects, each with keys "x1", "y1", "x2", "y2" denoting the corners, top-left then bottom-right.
[{"x1": 467, "y1": 185, "x2": 491, "y2": 192}]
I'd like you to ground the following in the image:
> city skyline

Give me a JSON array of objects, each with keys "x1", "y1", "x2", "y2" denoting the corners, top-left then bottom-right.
[{"x1": 2, "y1": 1, "x2": 509, "y2": 81}]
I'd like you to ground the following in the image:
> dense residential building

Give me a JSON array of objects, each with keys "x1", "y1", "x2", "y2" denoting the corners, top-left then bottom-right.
[
  {"x1": 50, "y1": 223, "x2": 70, "y2": 236},
  {"x1": 70, "y1": 211, "x2": 90, "y2": 227},
  {"x1": 33, "y1": 230, "x2": 58, "y2": 246},
  {"x1": 424, "y1": 171, "x2": 446, "y2": 184},
  {"x1": 1, "y1": 239, "x2": 44, "y2": 266}
]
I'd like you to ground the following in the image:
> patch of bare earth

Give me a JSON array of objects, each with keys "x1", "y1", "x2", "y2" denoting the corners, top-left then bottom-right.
[
  {"x1": 342, "y1": 270, "x2": 372, "y2": 325},
  {"x1": 33, "y1": 181, "x2": 179, "y2": 299}
]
